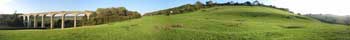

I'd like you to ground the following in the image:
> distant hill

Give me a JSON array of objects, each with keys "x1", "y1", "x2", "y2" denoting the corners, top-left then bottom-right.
[
  {"x1": 0, "y1": 6, "x2": 349, "y2": 40},
  {"x1": 304, "y1": 14, "x2": 350, "y2": 25}
]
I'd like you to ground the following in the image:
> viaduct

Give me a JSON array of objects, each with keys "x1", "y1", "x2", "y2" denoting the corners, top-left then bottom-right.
[{"x1": 18, "y1": 11, "x2": 93, "y2": 29}]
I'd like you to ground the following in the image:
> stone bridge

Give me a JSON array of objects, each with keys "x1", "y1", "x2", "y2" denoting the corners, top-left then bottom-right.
[{"x1": 19, "y1": 11, "x2": 93, "y2": 29}]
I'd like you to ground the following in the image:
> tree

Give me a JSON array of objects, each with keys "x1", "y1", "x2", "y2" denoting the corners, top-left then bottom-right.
[
  {"x1": 253, "y1": 0, "x2": 262, "y2": 5},
  {"x1": 205, "y1": 0, "x2": 214, "y2": 7},
  {"x1": 96, "y1": 8, "x2": 106, "y2": 17},
  {"x1": 184, "y1": 4, "x2": 195, "y2": 12},
  {"x1": 297, "y1": 13, "x2": 301, "y2": 15},
  {"x1": 243, "y1": 1, "x2": 252, "y2": 6},
  {"x1": 110, "y1": 7, "x2": 119, "y2": 15},
  {"x1": 91, "y1": 7, "x2": 141, "y2": 25},
  {"x1": 223, "y1": 1, "x2": 231, "y2": 5},
  {"x1": 195, "y1": 1, "x2": 204, "y2": 10},
  {"x1": 116, "y1": 7, "x2": 128, "y2": 16}
]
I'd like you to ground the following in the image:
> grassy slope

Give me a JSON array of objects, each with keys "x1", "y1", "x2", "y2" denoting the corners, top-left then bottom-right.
[{"x1": 0, "y1": 6, "x2": 349, "y2": 40}]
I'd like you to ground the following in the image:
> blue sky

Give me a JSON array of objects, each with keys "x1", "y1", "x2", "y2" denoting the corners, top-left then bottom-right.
[
  {"x1": 0, "y1": 0, "x2": 259, "y2": 14},
  {"x1": 1, "y1": 0, "x2": 350, "y2": 15}
]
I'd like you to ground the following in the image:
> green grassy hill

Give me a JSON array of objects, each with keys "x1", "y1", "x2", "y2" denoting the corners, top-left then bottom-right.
[{"x1": 0, "y1": 6, "x2": 349, "y2": 40}]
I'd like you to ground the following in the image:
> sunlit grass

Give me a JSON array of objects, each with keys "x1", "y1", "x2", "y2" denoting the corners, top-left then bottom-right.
[{"x1": 0, "y1": 6, "x2": 349, "y2": 40}]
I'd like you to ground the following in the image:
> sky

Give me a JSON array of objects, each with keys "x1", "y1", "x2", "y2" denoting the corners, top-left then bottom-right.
[{"x1": 0, "y1": 0, "x2": 349, "y2": 16}]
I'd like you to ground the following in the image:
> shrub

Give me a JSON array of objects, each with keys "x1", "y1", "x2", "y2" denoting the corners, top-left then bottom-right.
[{"x1": 279, "y1": 25, "x2": 303, "y2": 29}]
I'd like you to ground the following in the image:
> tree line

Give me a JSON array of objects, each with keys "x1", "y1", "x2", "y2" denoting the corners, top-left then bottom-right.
[
  {"x1": 80, "y1": 7, "x2": 141, "y2": 26},
  {"x1": 304, "y1": 14, "x2": 350, "y2": 25},
  {"x1": 144, "y1": 0, "x2": 293, "y2": 16},
  {"x1": 0, "y1": 14, "x2": 23, "y2": 27}
]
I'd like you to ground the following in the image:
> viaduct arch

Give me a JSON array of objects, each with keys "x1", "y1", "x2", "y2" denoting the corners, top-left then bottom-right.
[{"x1": 19, "y1": 11, "x2": 93, "y2": 29}]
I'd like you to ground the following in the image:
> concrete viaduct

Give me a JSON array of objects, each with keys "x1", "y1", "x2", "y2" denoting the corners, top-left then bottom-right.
[{"x1": 19, "y1": 11, "x2": 93, "y2": 29}]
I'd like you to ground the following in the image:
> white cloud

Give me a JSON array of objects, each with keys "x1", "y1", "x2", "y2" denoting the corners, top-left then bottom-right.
[
  {"x1": 0, "y1": 0, "x2": 14, "y2": 14},
  {"x1": 0, "y1": 0, "x2": 13, "y2": 5},
  {"x1": 266, "y1": 0, "x2": 350, "y2": 16}
]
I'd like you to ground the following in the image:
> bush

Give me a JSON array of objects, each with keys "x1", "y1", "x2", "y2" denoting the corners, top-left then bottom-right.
[{"x1": 279, "y1": 25, "x2": 303, "y2": 29}]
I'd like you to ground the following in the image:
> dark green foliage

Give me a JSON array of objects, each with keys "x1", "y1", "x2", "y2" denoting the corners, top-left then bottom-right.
[
  {"x1": 195, "y1": 1, "x2": 205, "y2": 10},
  {"x1": 81, "y1": 7, "x2": 141, "y2": 26},
  {"x1": 243, "y1": 1, "x2": 252, "y2": 6},
  {"x1": 0, "y1": 13, "x2": 24, "y2": 27},
  {"x1": 279, "y1": 25, "x2": 303, "y2": 29},
  {"x1": 285, "y1": 16, "x2": 311, "y2": 20},
  {"x1": 205, "y1": 1, "x2": 214, "y2": 7},
  {"x1": 297, "y1": 13, "x2": 301, "y2": 15}
]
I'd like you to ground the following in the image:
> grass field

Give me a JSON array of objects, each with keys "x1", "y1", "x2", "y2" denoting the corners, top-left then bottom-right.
[{"x1": 0, "y1": 6, "x2": 349, "y2": 40}]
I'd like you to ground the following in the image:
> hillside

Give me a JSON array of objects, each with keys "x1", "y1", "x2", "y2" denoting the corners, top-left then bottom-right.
[{"x1": 0, "y1": 6, "x2": 349, "y2": 40}]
